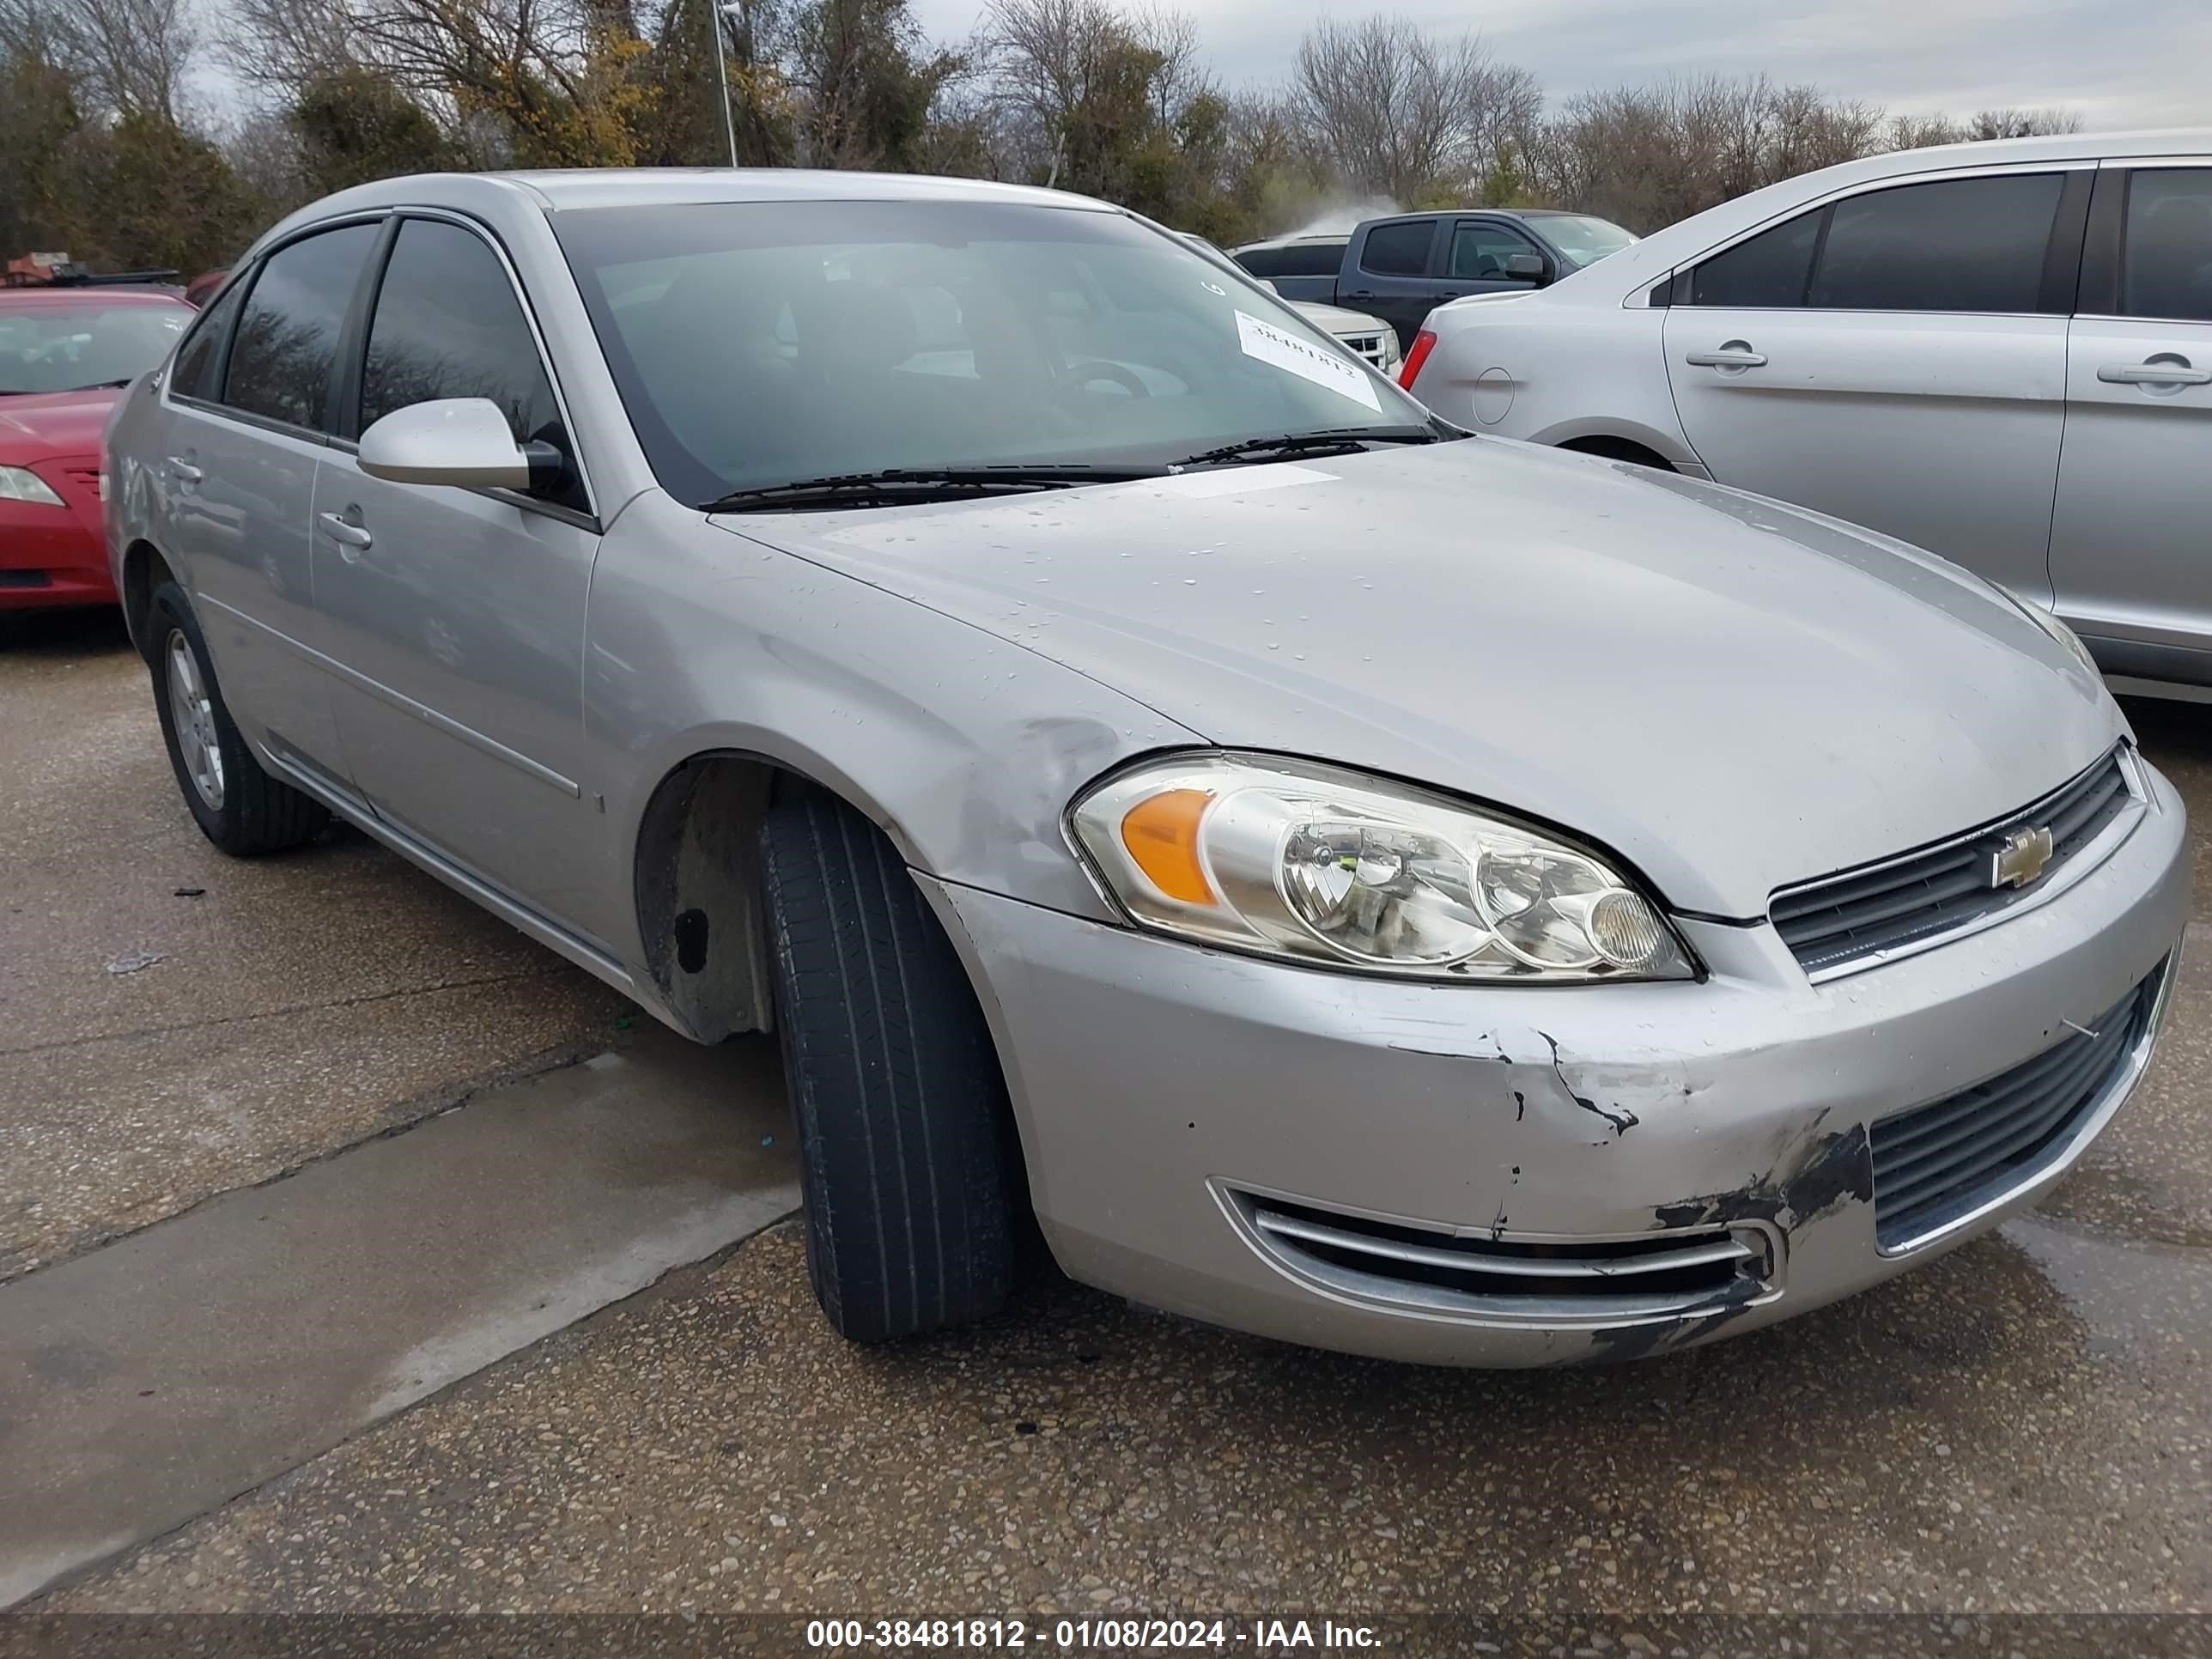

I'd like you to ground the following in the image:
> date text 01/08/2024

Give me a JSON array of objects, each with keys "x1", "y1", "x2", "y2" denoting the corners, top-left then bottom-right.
[{"x1": 804, "y1": 1619, "x2": 1385, "y2": 1650}]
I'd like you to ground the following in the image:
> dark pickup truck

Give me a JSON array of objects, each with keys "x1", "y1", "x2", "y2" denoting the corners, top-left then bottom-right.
[{"x1": 1232, "y1": 209, "x2": 1637, "y2": 352}]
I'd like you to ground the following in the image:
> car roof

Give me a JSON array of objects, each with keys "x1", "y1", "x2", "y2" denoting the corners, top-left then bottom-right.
[
  {"x1": 1230, "y1": 231, "x2": 1351, "y2": 252},
  {"x1": 1566, "y1": 126, "x2": 2212, "y2": 301},
  {"x1": 0, "y1": 286, "x2": 190, "y2": 307},
  {"x1": 253, "y1": 167, "x2": 1121, "y2": 252}
]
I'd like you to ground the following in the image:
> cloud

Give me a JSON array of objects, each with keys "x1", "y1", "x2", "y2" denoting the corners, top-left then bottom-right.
[{"x1": 915, "y1": 0, "x2": 2212, "y2": 127}]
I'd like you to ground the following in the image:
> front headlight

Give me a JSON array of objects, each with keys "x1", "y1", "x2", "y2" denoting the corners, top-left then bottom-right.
[
  {"x1": 1069, "y1": 754, "x2": 1695, "y2": 982},
  {"x1": 2004, "y1": 592, "x2": 2100, "y2": 679},
  {"x1": 0, "y1": 465, "x2": 66, "y2": 507}
]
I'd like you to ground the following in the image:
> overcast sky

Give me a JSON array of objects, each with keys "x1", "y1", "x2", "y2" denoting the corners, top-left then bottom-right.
[{"x1": 907, "y1": 0, "x2": 2212, "y2": 129}]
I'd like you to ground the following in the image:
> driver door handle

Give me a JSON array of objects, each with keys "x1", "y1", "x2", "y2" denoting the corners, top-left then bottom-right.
[
  {"x1": 318, "y1": 511, "x2": 374, "y2": 555},
  {"x1": 163, "y1": 456, "x2": 202, "y2": 483},
  {"x1": 2099, "y1": 360, "x2": 2212, "y2": 386},
  {"x1": 1685, "y1": 347, "x2": 1769, "y2": 368}
]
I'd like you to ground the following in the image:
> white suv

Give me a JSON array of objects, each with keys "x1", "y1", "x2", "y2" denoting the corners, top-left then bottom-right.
[{"x1": 1402, "y1": 131, "x2": 2212, "y2": 697}]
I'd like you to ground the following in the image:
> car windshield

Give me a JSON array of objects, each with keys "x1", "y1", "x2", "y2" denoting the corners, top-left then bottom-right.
[
  {"x1": 1540, "y1": 215, "x2": 1638, "y2": 270},
  {"x1": 0, "y1": 299, "x2": 189, "y2": 395},
  {"x1": 554, "y1": 199, "x2": 1434, "y2": 508}
]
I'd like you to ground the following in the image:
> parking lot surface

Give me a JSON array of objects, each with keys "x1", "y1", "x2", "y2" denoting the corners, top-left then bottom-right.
[{"x1": 4, "y1": 610, "x2": 2210, "y2": 1623}]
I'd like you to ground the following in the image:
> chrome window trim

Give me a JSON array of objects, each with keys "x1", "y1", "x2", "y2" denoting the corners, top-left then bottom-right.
[
  {"x1": 2080, "y1": 157, "x2": 2212, "y2": 327},
  {"x1": 1874, "y1": 945, "x2": 2180, "y2": 1256},
  {"x1": 1773, "y1": 744, "x2": 2148, "y2": 985},
  {"x1": 155, "y1": 204, "x2": 602, "y2": 529},
  {"x1": 364, "y1": 205, "x2": 600, "y2": 525},
  {"x1": 1672, "y1": 158, "x2": 2097, "y2": 316},
  {"x1": 155, "y1": 210, "x2": 392, "y2": 442}
]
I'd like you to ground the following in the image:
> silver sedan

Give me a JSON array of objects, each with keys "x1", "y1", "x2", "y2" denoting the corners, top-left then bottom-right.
[
  {"x1": 1403, "y1": 128, "x2": 2212, "y2": 702},
  {"x1": 106, "y1": 169, "x2": 2187, "y2": 1365}
]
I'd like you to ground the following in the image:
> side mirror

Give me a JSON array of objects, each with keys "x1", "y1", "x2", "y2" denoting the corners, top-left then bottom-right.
[
  {"x1": 357, "y1": 398, "x2": 564, "y2": 494},
  {"x1": 1504, "y1": 251, "x2": 1549, "y2": 283},
  {"x1": 1260, "y1": 278, "x2": 1283, "y2": 296}
]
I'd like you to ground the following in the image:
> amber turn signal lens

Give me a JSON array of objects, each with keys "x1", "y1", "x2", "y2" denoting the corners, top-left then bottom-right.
[{"x1": 1119, "y1": 788, "x2": 1217, "y2": 906}]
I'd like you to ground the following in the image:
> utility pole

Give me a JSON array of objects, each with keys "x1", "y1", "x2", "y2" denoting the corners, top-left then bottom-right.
[{"x1": 710, "y1": 0, "x2": 740, "y2": 167}]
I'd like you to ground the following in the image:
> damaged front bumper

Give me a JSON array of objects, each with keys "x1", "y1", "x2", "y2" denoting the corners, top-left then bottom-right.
[{"x1": 924, "y1": 762, "x2": 2188, "y2": 1366}]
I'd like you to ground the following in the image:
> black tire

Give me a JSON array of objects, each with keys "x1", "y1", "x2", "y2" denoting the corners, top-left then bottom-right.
[
  {"x1": 759, "y1": 785, "x2": 1016, "y2": 1343},
  {"x1": 148, "y1": 580, "x2": 329, "y2": 856}
]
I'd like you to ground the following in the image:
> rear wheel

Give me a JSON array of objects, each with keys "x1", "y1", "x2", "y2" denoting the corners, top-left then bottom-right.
[
  {"x1": 149, "y1": 580, "x2": 329, "y2": 856},
  {"x1": 758, "y1": 785, "x2": 1017, "y2": 1344}
]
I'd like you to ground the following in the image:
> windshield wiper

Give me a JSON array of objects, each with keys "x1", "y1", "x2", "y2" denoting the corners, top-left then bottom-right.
[
  {"x1": 701, "y1": 464, "x2": 1157, "y2": 513},
  {"x1": 1173, "y1": 426, "x2": 1446, "y2": 469},
  {"x1": 64, "y1": 379, "x2": 135, "y2": 392}
]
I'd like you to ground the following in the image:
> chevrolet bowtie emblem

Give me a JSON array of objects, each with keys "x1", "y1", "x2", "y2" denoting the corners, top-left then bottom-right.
[{"x1": 1991, "y1": 825, "x2": 2055, "y2": 890}]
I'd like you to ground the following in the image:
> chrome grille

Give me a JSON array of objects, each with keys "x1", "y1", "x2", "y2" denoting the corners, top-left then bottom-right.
[
  {"x1": 1337, "y1": 332, "x2": 1391, "y2": 368},
  {"x1": 1771, "y1": 749, "x2": 2135, "y2": 976},
  {"x1": 1870, "y1": 964, "x2": 2162, "y2": 1250},
  {"x1": 1232, "y1": 1190, "x2": 1773, "y2": 1319}
]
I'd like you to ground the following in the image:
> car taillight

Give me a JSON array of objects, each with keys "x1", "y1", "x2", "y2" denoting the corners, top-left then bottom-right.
[{"x1": 1399, "y1": 329, "x2": 1438, "y2": 390}]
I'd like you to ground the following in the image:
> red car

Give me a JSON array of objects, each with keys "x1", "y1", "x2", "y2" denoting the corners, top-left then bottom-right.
[
  {"x1": 184, "y1": 268, "x2": 229, "y2": 307},
  {"x1": 1, "y1": 287, "x2": 193, "y2": 609}
]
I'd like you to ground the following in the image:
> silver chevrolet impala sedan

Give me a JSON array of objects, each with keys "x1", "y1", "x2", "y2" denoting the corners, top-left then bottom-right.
[{"x1": 106, "y1": 170, "x2": 2187, "y2": 1365}]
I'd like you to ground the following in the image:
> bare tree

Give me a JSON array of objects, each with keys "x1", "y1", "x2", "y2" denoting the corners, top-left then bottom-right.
[
  {"x1": 1291, "y1": 14, "x2": 1506, "y2": 204},
  {"x1": 984, "y1": 0, "x2": 1115, "y2": 185},
  {"x1": 1528, "y1": 75, "x2": 1889, "y2": 233},
  {"x1": 1969, "y1": 106, "x2": 2083, "y2": 139},
  {"x1": 4, "y1": 0, "x2": 198, "y2": 120},
  {"x1": 223, "y1": 0, "x2": 359, "y2": 100}
]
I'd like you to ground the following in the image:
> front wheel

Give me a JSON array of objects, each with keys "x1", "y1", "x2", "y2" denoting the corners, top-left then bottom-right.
[
  {"x1": 758, "y1": 785, "x2": 1017, "y2": 1343},
  {"x1": 149, "y1": 580, "x2": 329, "y2": 856}
]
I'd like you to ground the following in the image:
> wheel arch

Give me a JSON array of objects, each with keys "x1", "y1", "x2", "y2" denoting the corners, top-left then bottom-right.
[
  {"x1": 1527, "y1": 416, "x2": 1702, "y2": 471},
  {"x1": 1553, "y1": 433, "x2": 1680, "y2": 471},
  {"x1": 119, "y1": 538, "x2": 176, "y2": 662},
  {"x1": 626, "y1": 742, "x2": 944, "y2": 1046}
]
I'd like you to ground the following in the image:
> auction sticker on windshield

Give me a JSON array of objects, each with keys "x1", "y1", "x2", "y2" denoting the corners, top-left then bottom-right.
[{"x1": 1235, "y1": 311, "x2": 1382, "y2": 413}]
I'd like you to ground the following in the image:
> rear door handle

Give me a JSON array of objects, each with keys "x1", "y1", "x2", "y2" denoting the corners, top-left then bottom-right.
[
  {"x1": 318, "y1": 511, "x2": 374, "y2": 556},
  {"x1": 1685, "y1": 347, "x2": 1768, "y2": 368},
  {"x1": 163, "y1": 456, "x2": 202, "y2": 484},
  {"x1": 2098, "y1": 358, "x2": 2212, "y2": 387}
]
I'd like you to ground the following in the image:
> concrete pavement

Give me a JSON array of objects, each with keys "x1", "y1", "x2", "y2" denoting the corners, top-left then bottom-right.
[
  {"x1": 3, "y1": 607, "x2": 2209, "y2": 1625},
  {"x1": 0, "y1": 1027, "x2": 797, "y2": 1607}
]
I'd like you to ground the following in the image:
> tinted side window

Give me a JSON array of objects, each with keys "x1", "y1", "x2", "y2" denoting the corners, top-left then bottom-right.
[
  {"x1": 2121, "y1": 168, "x2": 2212, "y2": 323},
  {"x1": 1449, "y1": 221, "x2": 1540, "y2": 280},
  {"x1": 362, "y1": 218, "x2": 582, "y2": 510},
  {"x1": 222, "y1": 222, "x2": 380, "y2": 430},
  {"x1": 1234, "y1": 246, "x2": 1285, "y2": 278},
  {"x1": 1690, "y1": 210, "x2": 1821, "y2": 307},
  {"x1": 171, "y1": 281, "x2": 244, "y2": 400},
  {"x1": 1361, "y1": 222, "x2": 1434, "y2": 277},
  {"x1": 1273, "y1": 241, "x2": 1347, "y2": 278},
  {"x1": 1810, "y1": 173, "x2": 2063, "y2": 313}
]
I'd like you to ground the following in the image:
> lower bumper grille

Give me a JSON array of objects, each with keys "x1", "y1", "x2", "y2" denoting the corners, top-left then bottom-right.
[
  {"x1": 1870, "y1": 963, "x2": 2164, "y2": 1250},
  {"x1": 0, "y1": 570, "x2": 52, "y2": 588},
  {"x1": 1231, "y1": 1190, "x2": 1774, "y2": 1321}
]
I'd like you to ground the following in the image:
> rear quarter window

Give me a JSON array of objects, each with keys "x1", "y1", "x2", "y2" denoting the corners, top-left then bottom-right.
[{"x1": 1360, "y1": 222, "x2": 1435, "y2": 277}]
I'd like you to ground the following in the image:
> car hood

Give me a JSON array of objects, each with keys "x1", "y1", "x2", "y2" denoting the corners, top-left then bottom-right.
[
  {"x1": 0, "y1": 385, "x2": 120, "y2": 464},
  {"x1": 714, "y1": 440, "x2": 2123, "y2": 917},
  {"x1": 1291, "y1": 301, "x2": 1391, "y2": 337}
]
